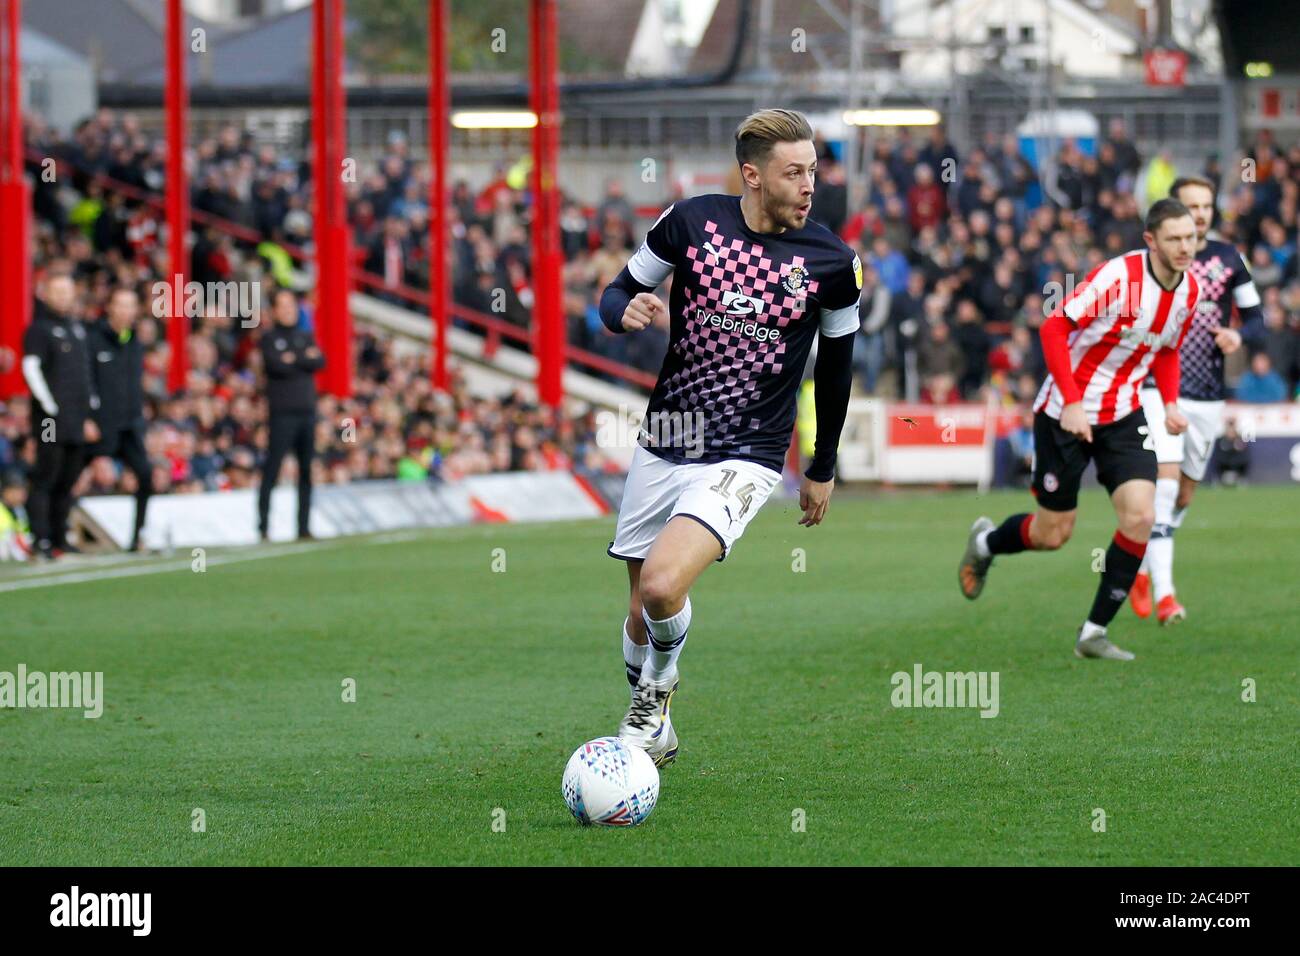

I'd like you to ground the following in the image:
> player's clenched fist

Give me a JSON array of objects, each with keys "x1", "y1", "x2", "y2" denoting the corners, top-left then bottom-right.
[
  {"x1": 1163, "y1": 403, "x2": 1189, "y2": 436},
  {"x1": 1060, "y1": 402, "x2": 1093, "y2": 444},
  {"x1": 622, "y1": 292, "x2": 665, "y2": 332},
  {"x1": 1211, "y1": 324, "x2": 1242, "y2": 355}
]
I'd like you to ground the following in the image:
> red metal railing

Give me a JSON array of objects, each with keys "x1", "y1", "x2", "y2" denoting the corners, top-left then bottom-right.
[
  {"x1": 349, "y1": 269, "x2": 657, "y2": 389},
  {"x1": 36, "y1": 152, "x2": 659, "y2": 391}
]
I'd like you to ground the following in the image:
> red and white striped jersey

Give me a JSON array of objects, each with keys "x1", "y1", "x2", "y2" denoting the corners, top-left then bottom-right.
[{"x1": 1034, "y1": 250, "x2": 1200, "y2": 424}]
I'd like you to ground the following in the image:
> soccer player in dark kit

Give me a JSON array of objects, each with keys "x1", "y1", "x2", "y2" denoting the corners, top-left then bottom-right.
[{"x1": 597, "y1": 109, "x2": 862, "y2": 766}]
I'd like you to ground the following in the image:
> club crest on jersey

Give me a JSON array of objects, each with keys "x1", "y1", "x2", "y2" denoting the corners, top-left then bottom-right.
[{"x1": 782, "y1": 265, "x2": 809, "y2": 296}]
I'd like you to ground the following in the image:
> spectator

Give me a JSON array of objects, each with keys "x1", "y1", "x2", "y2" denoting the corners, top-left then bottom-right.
[
  {"x1": 907, "y1": 164, "x2": 948, "y2": 234},
  {"x1": 918, "y1": 317, "x2": 963, "y2": 386},
  {"x1": 1213, "y1": 418, "x2": 1251, "y2": 486},
  {"x1": 0, "y1": 468, "x2": 31, "y2": 561},
  {"x1": 1006, "y1": 410, "x2": 1035, "y2": 489},
  {"x1": 1247, "y1": 243, "x2": 1284, "y2": 292},
  {"x1": 809, "y1": 155, "x2": 848, "y2": 235},
  {"x1": 952, "y1": 299, "x2": 990, "y2": 398},
  {"x1": 1105, "y1": 119, "x2": 1142, "y2": 186},
  {"x1": 853, "y1": 263, "x2": 891, "y2": 394},
  {"x1": 977, "y1": 260, "x2": 1021, "y2": 325},
  {"x1": 918, "y1": 125, "x2": 959, "y2": 184},
  {"x1": 869, "y1": 235, "x2": 910, "y2": 296},
  {"x1": 1259, "y1": 218, "x2": 1296, "y2": 274},
  {"x1": 595, "y1": 178, "x2": 634, "y2": 241},
  {"x1": 366, "y1": 216, "x2": 413, "y2": 301},
  {"x1": 1235, "y1": 352, "x2": 1288, "y2": 403},
  {"x1": 921, "y1": 371, "x2": 958, "y2": 404},
  {"x1": 1247, "y1": 297, "x2": 1298, "y2": 392}
]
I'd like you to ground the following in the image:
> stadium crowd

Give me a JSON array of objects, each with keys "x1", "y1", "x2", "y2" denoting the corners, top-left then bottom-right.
[
  {"x1": 821, "y1": 122, "x2": 1300, "y2": 410},
  {"x1": 0, "y1": 112, "x2": 619, "y2": 508},
  {"x1": 2, "y1": 110, "x2": 1299, "y2": 514}
]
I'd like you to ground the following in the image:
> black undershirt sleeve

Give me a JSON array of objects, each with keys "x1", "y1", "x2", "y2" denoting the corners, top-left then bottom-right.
[
  {"x1": 598, "y1": 266, "x2": 657, "y2": 334},
  {"x1": 805, "y1": 331, "x2": 856, "y2": 483},
  {"x1": 1235, "y1": 301, "x2": 1263, "y2": 329}
]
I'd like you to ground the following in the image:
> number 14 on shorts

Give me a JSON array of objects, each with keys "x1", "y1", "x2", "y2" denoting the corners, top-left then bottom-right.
[{"x1": 710, "y1": 468, "x2": 756, "y2": 524}]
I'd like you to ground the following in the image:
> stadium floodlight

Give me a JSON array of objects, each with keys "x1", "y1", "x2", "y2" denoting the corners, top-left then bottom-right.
[
  {"x1": 1244, "y1": 62, "x2": 1273, "y2": 78},
  {"x1": 451, "y1": 111, "x2": 540, "y2": 129},
  {"x1": 842, "y1": 109, "x2": 942, "y2": 127}
]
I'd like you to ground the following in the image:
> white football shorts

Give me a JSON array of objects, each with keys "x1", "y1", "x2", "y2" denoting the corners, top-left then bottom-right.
[
  {"x1": 1139, "y1": 388, "x2": 1224, "y2": 482},
  {"x1": 608, "y1": 444, "x2": 782, "y2": 562}
]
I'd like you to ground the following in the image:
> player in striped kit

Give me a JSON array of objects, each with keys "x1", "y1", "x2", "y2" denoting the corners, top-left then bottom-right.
[
  {"x1": 1128, "y1": 176, "x2": 1259, "y2": 625},
  {"x1": 957, "y1": 199, "x2": 1201, "y2": 661}
]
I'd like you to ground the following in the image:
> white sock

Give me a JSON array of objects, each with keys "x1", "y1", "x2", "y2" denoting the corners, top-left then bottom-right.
[
  {"x1": 1080, "y1": 620, "x2": 1107, "y2": 641},
  {"x1": 642, "y1": 597, "x2": 691, "y2": 686},
  {"x1": 1148, "y1": 478, "x2": 1178, "y2": 601},
  {"x1": 975, "y1": 529, "x2": 992, "y2": 560},
  {"x1": 622, "y1": 618, "x2": 646, "y2": 685}
]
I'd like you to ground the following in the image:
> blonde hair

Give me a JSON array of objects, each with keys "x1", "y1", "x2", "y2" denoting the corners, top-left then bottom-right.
[{"x1": 735, "y1": 109, "x2": 814, "y2": 170}]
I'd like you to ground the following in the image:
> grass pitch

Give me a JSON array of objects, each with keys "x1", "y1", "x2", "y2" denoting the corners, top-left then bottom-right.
[{"x1": 1, "y1": 485, "x2": 1296, "y2": 865}]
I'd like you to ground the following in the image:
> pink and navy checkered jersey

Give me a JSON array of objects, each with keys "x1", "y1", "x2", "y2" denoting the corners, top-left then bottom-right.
[
  {"x1": 1178, "y1": 239, "x2": 1260, "y2": 401},
  {"x1": 1139, "y1": 238, "x2": 1260, "y2": 401},
  {"x1": 625, "y1": 194, "x2": 861, "y2": 472}
]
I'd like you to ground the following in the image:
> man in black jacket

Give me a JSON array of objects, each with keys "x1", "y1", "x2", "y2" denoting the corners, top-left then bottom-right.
[
  {"x1": 257, "y1": 289, "x2": 325, "y2": 540},
  {"x1": 88, "y1": 287, "x2": 152, "y2": 551},
  {"x1": 22, "y1": 267, "x2": 100, "y2": 559}
]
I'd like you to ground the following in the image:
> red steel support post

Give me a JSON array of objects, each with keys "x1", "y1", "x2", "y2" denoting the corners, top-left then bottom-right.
[
  {"x1": 312, "y1": 0, "x2": 352, "y2": 397},
  {"x1": 0, "y1": 0, "x2": 28, "y2": 399},
  {"x1": 164, "y1": 0, "x2": 189, "y2": 392},
  {"x1": 529, "y1": 0, "x2": 565, "y2": 408},
  {"x1": 428, "y1": 0, "x2": 449, "y2": 391}
]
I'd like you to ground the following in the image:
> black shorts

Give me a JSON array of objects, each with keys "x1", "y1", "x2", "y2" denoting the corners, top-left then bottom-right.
[{"x1": 1031, "y1": 409, "x2": 1157, "y2": 512}]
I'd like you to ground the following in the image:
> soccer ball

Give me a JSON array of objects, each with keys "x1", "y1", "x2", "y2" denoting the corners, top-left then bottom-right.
[{"x1": 562, "y1": 736, "x2": 659, "y2": 826}]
